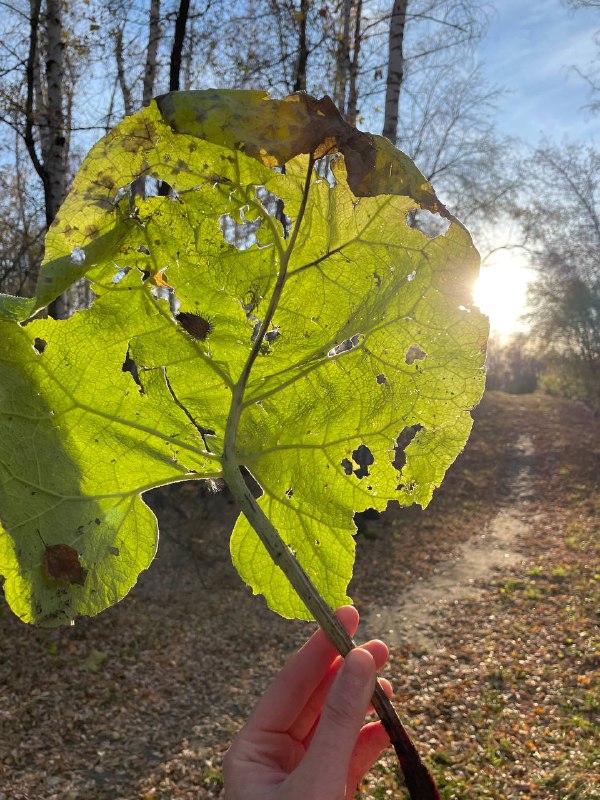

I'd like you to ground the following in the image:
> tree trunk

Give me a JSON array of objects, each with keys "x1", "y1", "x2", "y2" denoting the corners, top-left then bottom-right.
[
  {"x1": 347, "y1": 0, "x2": 362, "y2": 126},
  {"x1": 25, "y1": 0, "x2": 49, "y2": 200},
  {"x1": 43, "y1": 0, "x2": 68, "y2": 318},
  {"x1": 114, "y1": 27, "x2": 133, "y2": 115},
  {"x1": 143, "y1": 0, "x2": 161, "y2": 105},
  {"x1": 41, "y1": 0, "x2": 67, "y2": 224},
  {"x1": 24, "y1": 0, "x2": 68, "y2": 318},
  {"x1": 334, "y1": 0, "x2": 352, "y2": 113},
  {"x1": 170, "y1": 0, "x2": 190, "y2": 91},
  {"x1": 293, "y1": 0, "x2": 309, "y2": 92},
  {"x1": 382, "y1": 0, "x2": 408, "y2": 144}
]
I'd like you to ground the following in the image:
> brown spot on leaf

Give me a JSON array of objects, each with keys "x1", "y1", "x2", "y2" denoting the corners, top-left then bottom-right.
[
  {"x1": 42, "y1": 544, "x2": 88, "y2": 586},
  {"x1": 176, "y1": 312, "x2": 212, "y2": 340}
]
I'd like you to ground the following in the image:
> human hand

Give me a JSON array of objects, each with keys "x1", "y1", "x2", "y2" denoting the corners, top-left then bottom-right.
[{"x1": 223, "y1": 606, "x2": 392, "y2": 800}]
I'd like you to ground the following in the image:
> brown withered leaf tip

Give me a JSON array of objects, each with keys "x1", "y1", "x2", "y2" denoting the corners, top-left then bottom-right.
[
  {"x1": 176, "y1": 312, "x2": 212, "y2": 340},
  {"x1": 42, "y1": 544, "x2": 88, "y2": 586}
]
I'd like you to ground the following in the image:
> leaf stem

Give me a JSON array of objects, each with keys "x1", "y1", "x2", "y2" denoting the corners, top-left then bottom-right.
[
  {"x1": 222, "y1": 155, "x2": 440, "y2": 800},
  {"x1": 222, "y1": 460, "x2": 440, "y2": 800}
]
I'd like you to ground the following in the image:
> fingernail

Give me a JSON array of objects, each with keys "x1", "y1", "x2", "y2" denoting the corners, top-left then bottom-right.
[{"x1": 343, "y1": 648, "x2": 375, "y2": 681}]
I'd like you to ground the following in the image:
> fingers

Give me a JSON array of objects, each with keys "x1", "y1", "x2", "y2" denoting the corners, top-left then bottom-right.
[
  {"x1": 301, "y1": 670, "x2": 393, "y2": 749},
  {"x1": 244, "y1": 606, "x2": 359, "y2": 734},
  {"x1": 290, "y1": 639, "x2": 389, "y2": 743},
  {"x1": 346, "y1": 721, "x2": 391, "y2": 799},
  {"x1": 292, "y1": 648, "x2": 377, "y2": 797}
]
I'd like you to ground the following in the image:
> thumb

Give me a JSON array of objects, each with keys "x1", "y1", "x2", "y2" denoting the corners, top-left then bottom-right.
[{"x1": 294, "y1": 648, "x2": 377, "y2": 797}]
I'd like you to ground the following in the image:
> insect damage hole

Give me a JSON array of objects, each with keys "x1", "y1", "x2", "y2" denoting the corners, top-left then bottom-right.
[
  {"x1": 328, "y1": 333, "x2": 363, "y2": 358},
  {"x1": 255, "y1": 185, "x2": 291, "y2": 238},
  {"x1": 33, "y1": 338, "x2": 47, "y2": 355},
  {"x1": 220, "y1": 208, "x2": 262, "y2": 250},
  {"x1": 407, "y1": 208, "x2": 451, "y2": 238},
  {"x1": 122, "y1": 346, "x2": 144, "y2": 394},
  {"x1": 341, "y1": 445, "x2": 375, "y2": 479},
  {"x1": 393, "y1": 424, "x2": 423, "y2": 473},
  {"x1": 314, "y1": 154, "x2": 338, "y2": 188}
]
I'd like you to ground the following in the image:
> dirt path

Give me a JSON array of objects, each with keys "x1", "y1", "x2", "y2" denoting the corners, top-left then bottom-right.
[{"x1": 361, "y1": 433, "x2": 534, "y2": 650}]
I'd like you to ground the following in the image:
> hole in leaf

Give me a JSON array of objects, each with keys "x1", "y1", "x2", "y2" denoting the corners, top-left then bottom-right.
[
  {"x1": 314, "y1": 155, "x2": 338, "y2": 188},
  {"x1": 286, "y1": 487, "x2": 294, "y2": 499},
  {"x1": 407, "y1": 209, "x2": 450, "y2": 238},
  {"x1": 220, "y1": 210, "x2": 262, "y2": 250},
  {"x1": 393, "y1": 424, "x2": 423, "y2": 472},
  {"x1": 176, "y1": 312, "x2": 213, "y2": 340},
  {"x1": 151, "y1": 284, "x2": 180, "y2": 315},
  {"x1": 376, "y1": 373, "x2": 387, "y2": 385},
  {"x1": 33, "y1": 338, "x2": 47, "y2": 355},
  {"x1": 122, "y1": 347, "x2": 144, "y2": 394},
  {"x1": 264, "y1": 326, "x2": 281, "y2": 344},
  {"x1": 250, "y1": 319, "x2": 262, "y2": 343},
  {"x1": 352, "y1": 444, "x2": 374, "y2": 479},
  {"x1": 112, "y1": 266, "x2": 131, "y2": 284},
  {"x1": 137, "y1": 245, "x2": 150, "y2": 255},
  {"x1": 341, "y1": 458, "x2": 353, "y2": 476},
  {"x1": 70, "y1": 247, "x2": 86, "y2": 265},
  {"x1": 124, "y1": 175, "x2": 177, "y2": 204},
  {"x1": 405, "y1": 344, "x2": 427, "y2": 365},
  {"x1": 255, "y1": 186, "x2": 290, "y2": 238},
  {"x1": 328, "y1": 333, "x2": 362, "y2": 358}
]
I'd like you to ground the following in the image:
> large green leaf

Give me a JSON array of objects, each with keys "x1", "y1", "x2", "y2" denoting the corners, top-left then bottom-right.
[{"x1": 0, "y1": 90, "x2": 487, "y2": 625}]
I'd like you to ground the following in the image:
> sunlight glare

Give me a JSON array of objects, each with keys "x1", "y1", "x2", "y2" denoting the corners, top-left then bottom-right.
[{"x1": 473, "y1": 254, "x2": 531, "y2": 339}]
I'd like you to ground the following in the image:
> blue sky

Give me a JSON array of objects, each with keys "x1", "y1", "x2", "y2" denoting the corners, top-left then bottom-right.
[{"x1": 478, "y1": 0, "x2": 599, "y2": 145}]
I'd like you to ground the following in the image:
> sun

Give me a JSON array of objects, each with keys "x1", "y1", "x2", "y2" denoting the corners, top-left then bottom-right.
[{"x1": 473, "y1": 254, "x2": 532, "y2": 339}]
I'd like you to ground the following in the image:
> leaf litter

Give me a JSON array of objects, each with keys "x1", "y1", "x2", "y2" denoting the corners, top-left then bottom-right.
[{"x1": 0, "y1": 392, "x2": 598, "y2": 799}]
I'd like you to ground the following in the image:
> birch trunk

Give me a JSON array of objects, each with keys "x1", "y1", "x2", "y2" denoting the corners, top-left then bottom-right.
[
  {"x1": 142, "y1": 0, "x2": 161, "y2": 106},
  {"x1": 31, "y1": 0, "x2": 68, "y2": 318},
  {"x1": 382, "y1": 0, "x2": 408, "y2": 144},
  {"x1": 347, "y1": 0, "x2": 362, "y2": 126},
  {"x1": 40, "y1": 0, "x2": 67, "y2": 224},
  {"x1": 334, "y1": 0, "x2": 352, "y2": 113}
]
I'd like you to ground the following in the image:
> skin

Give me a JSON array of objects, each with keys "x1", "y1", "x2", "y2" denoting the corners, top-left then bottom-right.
[{"x1": 223, "y1": 606, "x2": 392, "y2": 800}]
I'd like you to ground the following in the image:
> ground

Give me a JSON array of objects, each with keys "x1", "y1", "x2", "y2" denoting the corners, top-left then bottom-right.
[{"x1": 0, "y1": 392, "x2": 598, "y2": 800}]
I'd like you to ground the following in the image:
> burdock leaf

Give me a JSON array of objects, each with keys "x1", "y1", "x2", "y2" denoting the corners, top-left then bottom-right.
[{"x1": 0, "y1": 90, "x2": 487, "y2": 625}]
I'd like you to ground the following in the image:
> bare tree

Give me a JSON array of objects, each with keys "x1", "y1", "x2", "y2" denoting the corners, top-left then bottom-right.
[
  {"x1": 518, "y1": 143, "x2": 600, "y2": 408},
  {"x1": 293, "y1": 0, "x2": 309, "y2": 91},
  {"x1": 334, "y1": 0, "x2": 352, "y2": 110},
  {"x1": 143, "y1": 0, "x2": 162, "y2": 105},
  {"x1": 114, "y1": 25, "x2": 134, "y2": 115},
  {"x1": 347, "y1": 0, "x2": 363, "y2": 124},
  {"x1": 170, "y1": 0, "x2": 190, "y2": 91},
  {"x1": 382, "y1": 0, "x2": 408, "y2": 142},
  {"x1": 20, "y1": 0, "x2": 69, "y2": 317},
  {"x1": 564, "y1": 0, "x2": 600, "y2": 113}
]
